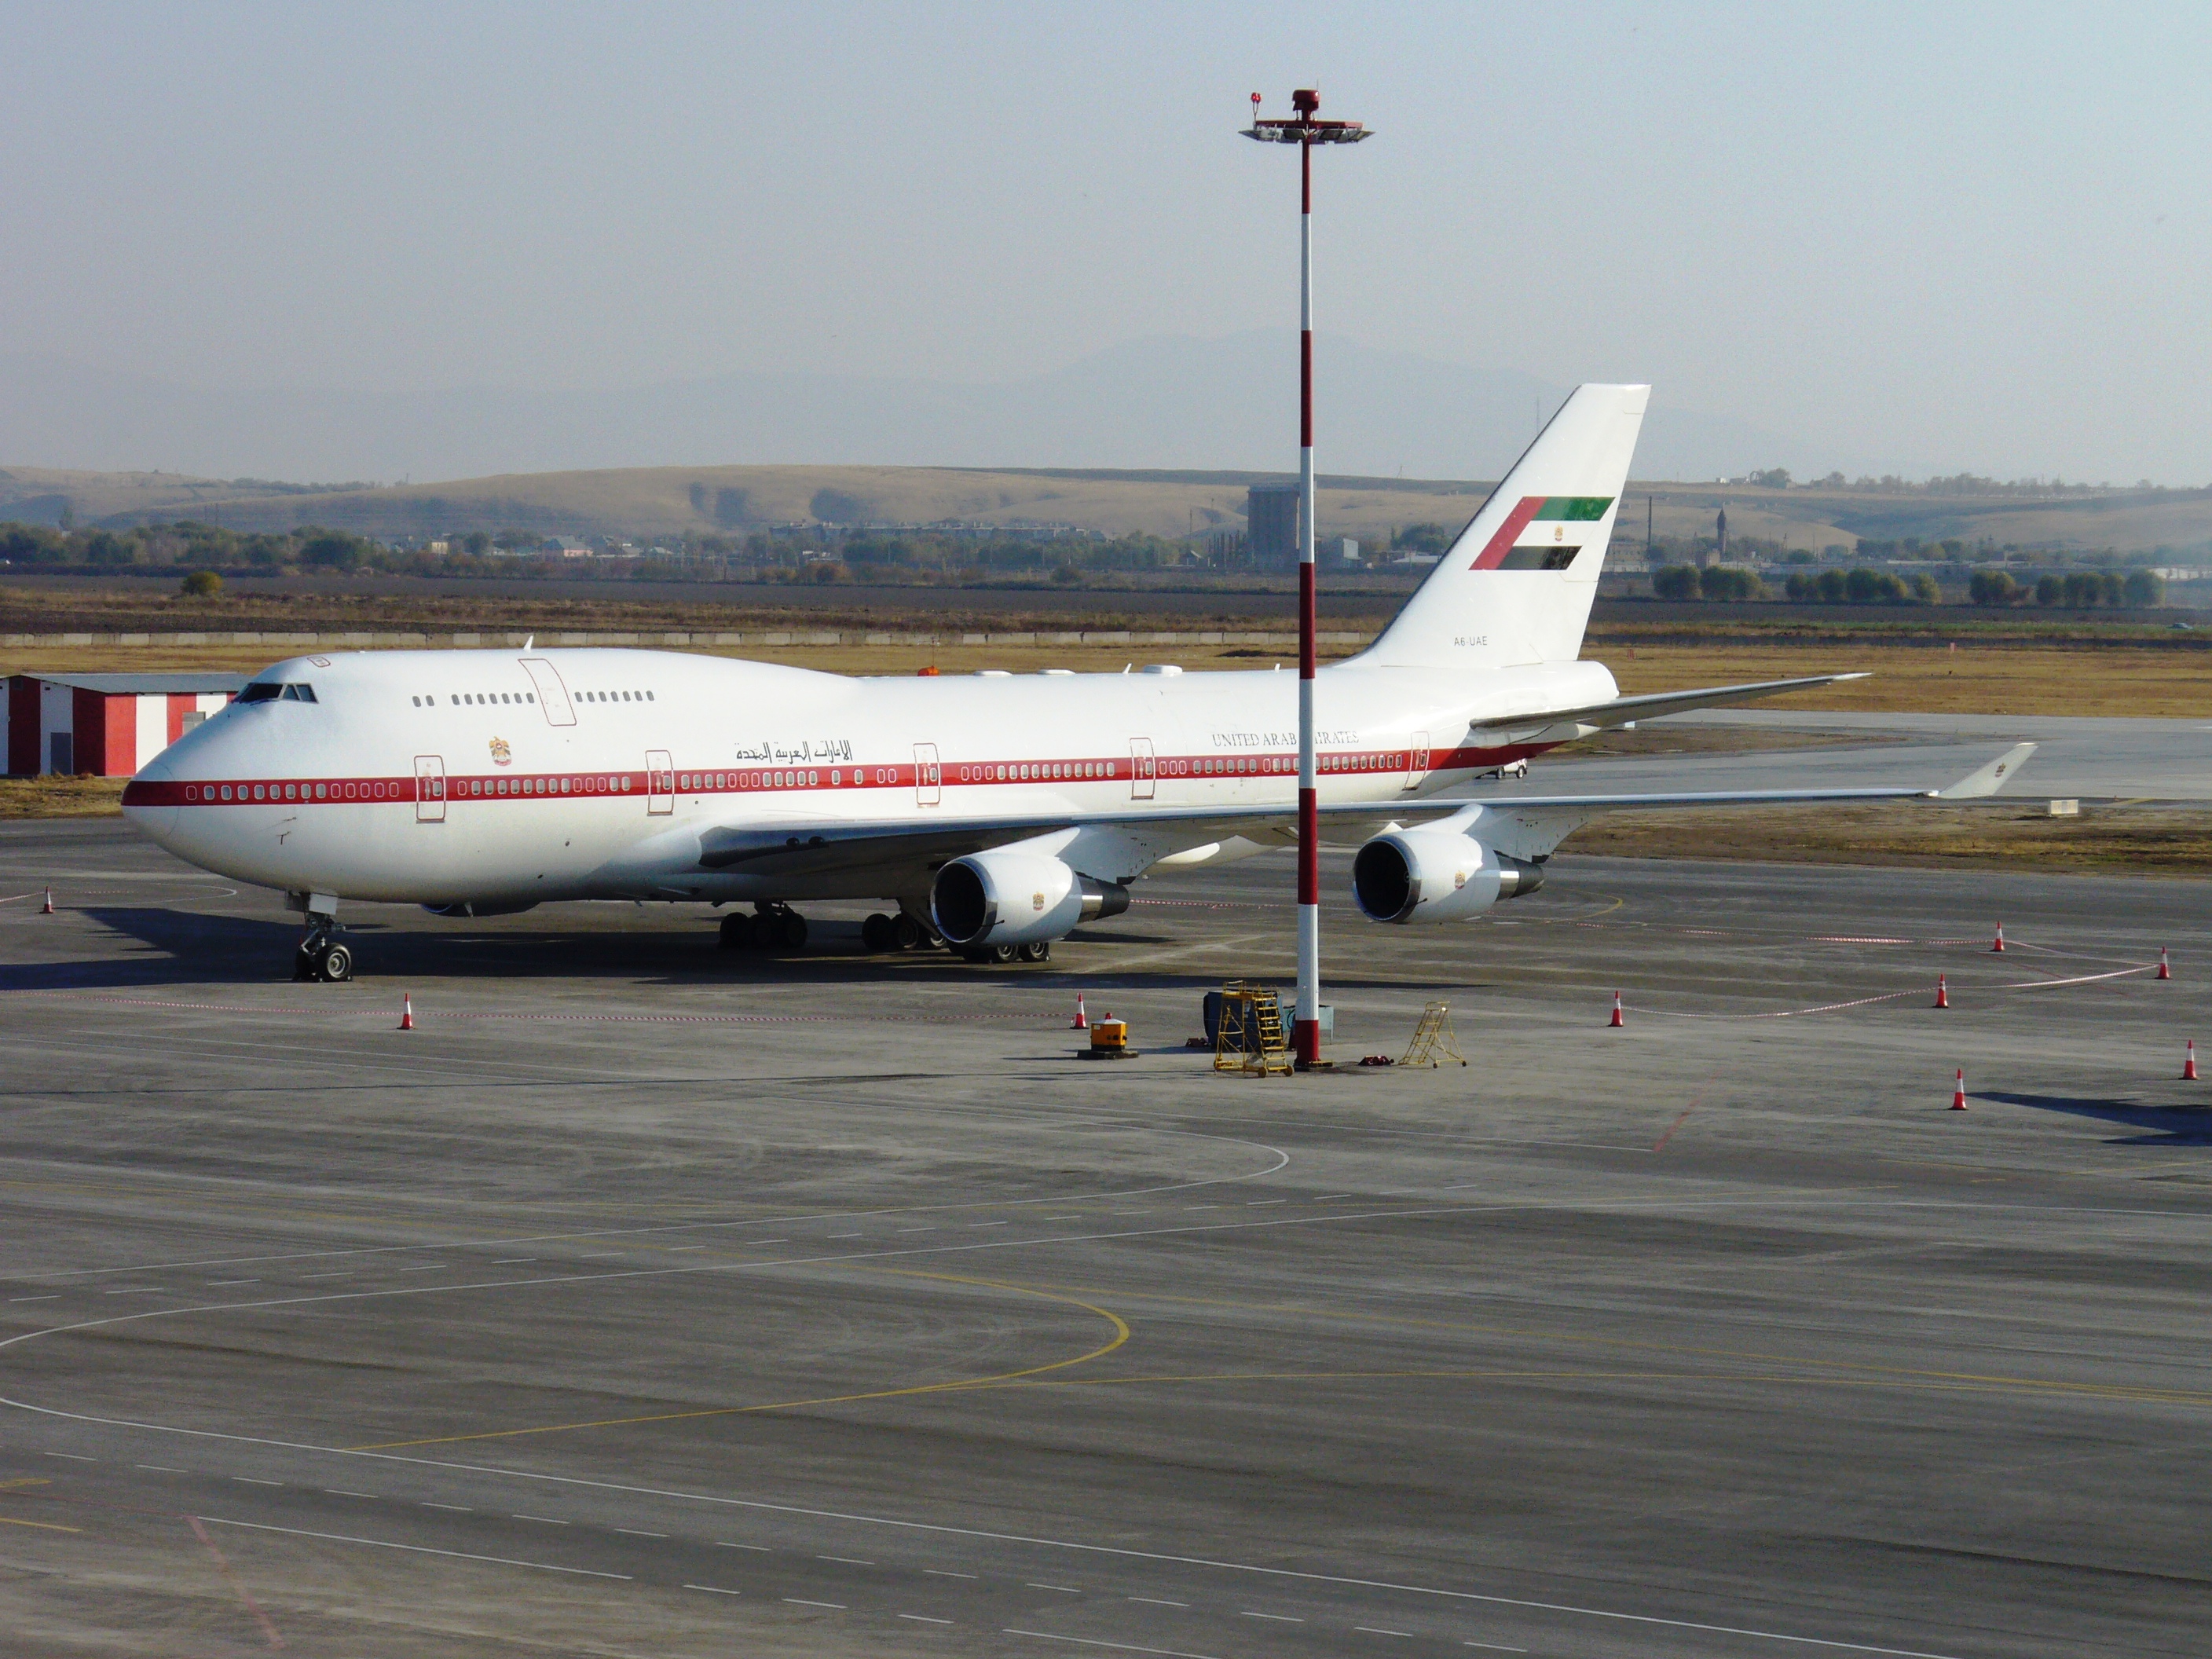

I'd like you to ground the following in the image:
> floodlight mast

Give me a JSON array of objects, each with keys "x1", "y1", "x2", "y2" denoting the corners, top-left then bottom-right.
[{"x1": 1243, "y1": 88, "x2": 1370, "y2": 1068}]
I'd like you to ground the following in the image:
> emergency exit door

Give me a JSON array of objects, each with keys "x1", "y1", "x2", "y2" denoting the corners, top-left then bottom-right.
[
  {"x1": 1129, "y1": 738, "x2": 1156, "y2": 800},
  {"x1": 645, "y1": 749, "x2": 674, "y2": 815},
  {"x1": 414, "y1": 754, "x2": 446, "y2": 822}
]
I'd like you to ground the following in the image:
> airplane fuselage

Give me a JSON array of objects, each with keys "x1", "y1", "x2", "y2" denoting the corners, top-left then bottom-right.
[{"x1": 123, "y1": 647, "x2": 1613, "y2": 910}]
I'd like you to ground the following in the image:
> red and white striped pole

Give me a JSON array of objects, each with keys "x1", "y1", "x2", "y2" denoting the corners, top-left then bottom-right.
[
  {"x1": 1293, "y1": 123, "x2": 1321, "y2": 1066},
  {"x1": 1247, "y1": 89, "x2": 1369, "y2": 1068}
]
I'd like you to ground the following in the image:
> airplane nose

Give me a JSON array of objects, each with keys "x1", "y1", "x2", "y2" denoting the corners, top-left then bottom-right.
[{"x1": 121, "y1": 756, "x2": 181, "y2": 844}]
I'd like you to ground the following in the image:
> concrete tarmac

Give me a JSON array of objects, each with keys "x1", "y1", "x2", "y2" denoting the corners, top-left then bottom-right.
[{"x1": 1, "y1": 818, "x2": 2208, "y2": 1657}]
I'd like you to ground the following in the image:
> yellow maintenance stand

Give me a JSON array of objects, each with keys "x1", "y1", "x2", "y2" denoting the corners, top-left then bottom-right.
[
  {"x1": 1214, "y1": 981, "x2": 1293, "y2": 1077},
  {"x1": 1401, "y1": 1002, "x2": 1467, "y2": 1068}
]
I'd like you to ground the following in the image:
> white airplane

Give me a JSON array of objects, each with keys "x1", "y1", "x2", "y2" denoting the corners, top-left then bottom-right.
[{"x1": 123, "y1": 386, "x2": 2033, "y2": 982}]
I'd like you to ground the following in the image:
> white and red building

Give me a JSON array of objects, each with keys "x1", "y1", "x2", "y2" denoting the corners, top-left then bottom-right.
[{"x1": 4, "y1": 672, "x2": 244, "y2": 778}]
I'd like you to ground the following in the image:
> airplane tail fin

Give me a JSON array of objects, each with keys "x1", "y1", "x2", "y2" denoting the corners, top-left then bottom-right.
[{"x1": 1353, "y1": 383, "x2": 1649, "y2": 671}]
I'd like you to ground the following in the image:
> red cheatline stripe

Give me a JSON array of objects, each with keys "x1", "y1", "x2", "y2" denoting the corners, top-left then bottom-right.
[
  {"x1": 1469, "y1": 496, "x2": 1544, "y2": 569},
  {"x1": 123, "y1": 743, "x2": 1540, "y2": 809}
]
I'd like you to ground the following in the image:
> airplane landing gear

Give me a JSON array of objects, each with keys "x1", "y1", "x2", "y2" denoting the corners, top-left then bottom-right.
[
  {"x1": 722, "y1": 906, "x2": 808, "y2": 952},
  {"x1": 292, "y1": 919, "x2": 353, "y2": 983}
]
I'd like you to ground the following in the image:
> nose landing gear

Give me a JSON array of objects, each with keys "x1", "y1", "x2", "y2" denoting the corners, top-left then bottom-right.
[
  {"x1": 293, "y1": 920, "x2": 354, "y2": 983},
  {"x1": 289, "y1": 892, "x2": 352, "y2": 982}
]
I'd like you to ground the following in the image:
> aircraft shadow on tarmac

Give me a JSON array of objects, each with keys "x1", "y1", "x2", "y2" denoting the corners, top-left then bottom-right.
[
  {"x1": 9, "y1": 906, "x2": 1219, "y2": 993},
  {"x1": 1979, "y1": 1090, "x2": 2212, "y2": 1145}
]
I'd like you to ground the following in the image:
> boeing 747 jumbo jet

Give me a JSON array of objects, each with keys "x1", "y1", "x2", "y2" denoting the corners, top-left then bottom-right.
[{"x1": 122, "y1": 386, "x2": 2033, "y2": 981}]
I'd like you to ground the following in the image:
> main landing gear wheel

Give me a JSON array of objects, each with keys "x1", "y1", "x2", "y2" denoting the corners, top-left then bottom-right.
[
  {"x1": 892, "y1": 913, "x2": 930, "y2": 952},
  {"x1": 718, "y1": 912, "x2": 755, "y2": 950},
  {"x1": 861, "y1": 912, "x2": 896, "y2": 952},
  {"x1": 1017, "y1": 940, "x2": 1051, "y2": 964}
]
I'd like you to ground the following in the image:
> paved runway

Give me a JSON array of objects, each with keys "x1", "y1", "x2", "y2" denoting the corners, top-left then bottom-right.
[{"x1": 1, "y1": 817, "x2": 2208, "y2": 1657}]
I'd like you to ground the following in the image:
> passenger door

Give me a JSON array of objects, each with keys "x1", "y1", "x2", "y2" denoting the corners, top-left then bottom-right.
[
  {"x1": 1129, "y1": 738, "x2": 1156, "y2": 800},
  {"x1": 414, "y1": 754, "x2": 446, "y2": 823},
  {"x1": 1404, "y1": 731, "x2": 1430, "y2": 792},
  {"x1": 914, "y1": 742, "x2": 942, "y2": 807},
  {"x1": 646, "y1": 749, "x2": 674, "y2": 815}
]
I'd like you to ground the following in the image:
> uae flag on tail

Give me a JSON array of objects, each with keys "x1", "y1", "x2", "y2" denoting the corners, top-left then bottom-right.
[{"x1": 1469, "y1": 496, "x2": 1614, "y2": 570}]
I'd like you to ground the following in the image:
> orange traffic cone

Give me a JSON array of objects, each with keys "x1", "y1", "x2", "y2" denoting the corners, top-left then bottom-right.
[
  {"x1": 2185, "y1": 1041, "x2": 2199, "y2": 1082},
  {"x1": 1071, "y1": 994, "x2": 1088, "y2": 1030},
  {"x1": 2159, "y1": 947, "x2": 2171, "y2": 980},
  {"x1": 397, "y1": 994, "x2": 416, "y2": 1031},
  {"x1": 41, "y1": 887, "x2": 55, "y2": 914},
  {"x1": 1934, "y1": 973, "x2": 1950, "y2": 1009},
  {"x1": 1990, "y1": 923, "x2": 2005, "y2": 953},
  {"x1": 1950, "y1": 1068, "x2": 1968, "y2": 1111},
  {"x1": 1608, "y1": 991, "x2": 1624, "y2": 1029}
]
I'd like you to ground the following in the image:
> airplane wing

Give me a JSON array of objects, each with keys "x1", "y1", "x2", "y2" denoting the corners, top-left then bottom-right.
[
  {"x1": 691, "y1": 743, "x2": 2035, "y2": 883},
  {"x1": 1463, "y1": 673, "x2": 1867, "y2": 745}
]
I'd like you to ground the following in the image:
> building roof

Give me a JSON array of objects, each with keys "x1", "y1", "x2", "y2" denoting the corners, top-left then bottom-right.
[{"x1": 9, "y1": 672, "x2": 248, "y2": 695}]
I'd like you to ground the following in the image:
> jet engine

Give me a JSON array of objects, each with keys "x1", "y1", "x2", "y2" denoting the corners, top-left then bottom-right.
[
  {"x1": 931, "y1": 849, "x2": 1130, "y2": 947},
  {"x1": 1350, "y1": 825, "x2": 1543, "y2": 924}
]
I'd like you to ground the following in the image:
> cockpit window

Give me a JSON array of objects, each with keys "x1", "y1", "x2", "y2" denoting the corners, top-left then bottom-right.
[{"x1": 237, "y1": 682, "x2": 317, "y2": 703}]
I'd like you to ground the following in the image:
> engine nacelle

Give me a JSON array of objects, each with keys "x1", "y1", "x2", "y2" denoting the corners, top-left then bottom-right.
[
  {"x1": 932, "y1": 849, "x2": 1130, "y2": 947},
  {"x1": 1351, "y1": 826, "x2": 1543, "y2": 924}
]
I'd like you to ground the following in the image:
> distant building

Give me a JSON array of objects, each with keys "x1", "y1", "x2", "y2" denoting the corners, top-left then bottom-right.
[
  {"x1": 1339, "y1": 538, "x2": 1361, "y2": 563},
  {"x1": 5, "y1": 672, "x2": 243, "y2": 777},
  {"x1": 1247, "y1": 483, "x2": 1302, "y2": 567},
  {"x1": 541, "y1": 537, "x2": 594, "y2": 558}
]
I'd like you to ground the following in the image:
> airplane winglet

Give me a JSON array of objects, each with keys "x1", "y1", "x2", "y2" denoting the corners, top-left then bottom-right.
[{"x1": 1932, "y1": 742, "x2": 2037, "y2": 800}]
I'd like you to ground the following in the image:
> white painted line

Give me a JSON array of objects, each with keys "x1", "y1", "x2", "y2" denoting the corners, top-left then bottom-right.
[
  {"x1": 9, "y1": 1295, "x2": 57, "y2": 1302},
  {"x1": 1241, "y1": 1611, "x2": 1302, "y2": 1621},
  {"x1": 827, "y1": 1232, "x2": 862, "y2": 1239},
  {"x1": 1126, "y1": 1596, "x2": 1188, "y2": 1606},
  {"x1": 898, "y1": 1227, "x2": 937, "y2": 1233},
  {"x1": 134, "y1": 1463, "x2": 184, "y2": 1472},
  {"x1": 785, "y1": 1597, "x2": 846, "y2": 1609},
  {"x1": 233, "y1": 1476, "x2": 283, "y2": 1486},
  {"x1": 615, "y1": 1527, "x2": 667, "y2": 1538},
  {"x1": 207, "y1": 1279, "x2": 260, "y2": 1285},
  {"x1": 325, "y1": 1489, "x2": 378, "y2": 1498},
  {"x1": 1244, "y1": 1199, "x2": 1286, "y2": 1207},
  {"x1": 301, "y1": 1273, "x2": 350, "y2": 1280},
  {"x1": 420, "y1": 1502, "x2": 471, "y2": 1511},
  {"x1": 716, "y1": 1541, "x2": 771, "y2": 1551},
  {"x1": 1463, "y1": 1643, "x2": 1529, "y2": 1653},
  {"x1": 925, "y1": 1569, "x2": 978, "y2": 1578},
  {"x1": 104, "y1": 1287, "x2": 161, "y2": 1295},
  {"x1": 514, "y1": 1514, "x2": 569, "y2": 1525},
  {"x1": 899, "y1": 1613, "x2": 954, "y2": 1624},
  {"x1": 667, "y1": 1246, "x2": 707, "y2": 1252},
  {"x1": 42, "y1": 1452, "x2": 94, "y2": 1461},
  {"x1": 752, "y1": 1240, "x2": 788, "y2": 1245},
  {"x1": 491, "y1": 1259, "x2": 537, "y2": 1265},
  {"x1": 969, "y1": 1221, "x2": 1009, "y2": 1228},
  {"x1": 1028, "y1": 1581, "x2": 1083, "y2": 1592},
  {"x1": 397, "y1": 1265, "x2": 447, "y2": 1273},
  {"x1": 685, "y1": 1583, "x2": 742, "y2": 1595},
  {"x1": 201, "y1": 1516, "x2": 632, "y2": 1579},
  {"x1": 818, "y1": 1554, "x2": 873, "y2": 1564},
  {"x1": 1357, "y1": 1628, "x2": 1414, "y2": 1637},
  {"x1": 1004, "y1": 1631, "x2": 1222, "y2": 1659}
]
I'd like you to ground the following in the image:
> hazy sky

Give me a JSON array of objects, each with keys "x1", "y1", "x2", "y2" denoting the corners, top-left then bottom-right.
[{"x1": 5, "y1": 2, "x2": 2208, "y2": 482}]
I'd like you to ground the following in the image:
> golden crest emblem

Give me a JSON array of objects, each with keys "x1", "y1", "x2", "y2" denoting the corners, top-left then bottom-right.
[{"x1": 489, "y1": 737, "x2": 513, "y2": 766}]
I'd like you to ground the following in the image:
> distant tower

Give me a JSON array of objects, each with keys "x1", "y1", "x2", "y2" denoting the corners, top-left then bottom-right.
[{"x1": 1715, "y1": 504, "x2": 1729, "y2": 564}]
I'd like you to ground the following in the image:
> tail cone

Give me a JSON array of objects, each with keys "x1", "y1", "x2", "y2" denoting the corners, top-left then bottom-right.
[
  {"x1": 397, "y1": 994, "x2": 416, "y2": 1032},
  {"x1": 1934, "y1": 974, "x2": 1949, "y2": 1009},
  {"x1": 1950, "y1": 1068, "x2": 1968, "y2": 1111},
  {"x1": 1071, "y1": 994, "x2": 1088, "y2": 1030},
  {"x1": 1990, "y1": 923, "x2": 2005, "y2": 953},
  {"x1": 2185, "y1": 1041, "x2": 2199, "y2": 1082},
  {"x1": 2159, "y1": 947, "x2": 2172, "y2": 981},
  {"x1": 1608, "y1": 991, "x2": 1624, "y2": 1029}
]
